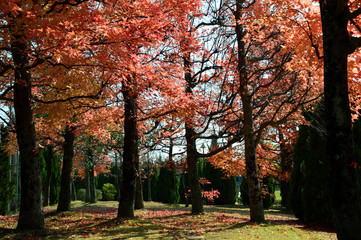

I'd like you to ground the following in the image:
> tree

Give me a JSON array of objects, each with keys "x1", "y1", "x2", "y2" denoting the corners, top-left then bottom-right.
[
  {"x1": 290, "y1": 101, "x2": 332, "y2": 223},
  {"x1": 57, "y1": 125, "x2": 76, "y2": 211},
  {"x1": 118, "y1": 84, "x2": 138, "y2": 217},
  {"x1": 0, "y1": 0, "x2": 114, "y2": 229},
  {"x1": 0, "y1": 126, "x2": 14, "y2": 215},
  {"x1": 319, "y1": 0, "x2": 361, "y2": 237},
  {"x1": 204, "y1": 0, "x2": 323, "y2": 222},
  {"x1": 9, "y1": 12, "x2": 44, "y2": 230},
  {"x1": 42, "y1": 146, "x2": 54, "y2": 207}
]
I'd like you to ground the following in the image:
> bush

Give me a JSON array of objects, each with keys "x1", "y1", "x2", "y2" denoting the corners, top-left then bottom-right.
[
  {"x1": 96, "y1": 189, "x2": 102, "y2": 201},
  {"x1": 157, "y1": 165, "x2": 179, "y2": 204},
  {"x1": 203, "y1": 160, "x2": 236, "y2": 205},
  {"x1": 77, "y1": 189, "x2": 86, "y2": 201},
  {"x1": 102, "y1": 183, "x2": 117, "y2": 201},
  {"x1": 290, "y1": 100, "x2": 332, "y2": 223}
]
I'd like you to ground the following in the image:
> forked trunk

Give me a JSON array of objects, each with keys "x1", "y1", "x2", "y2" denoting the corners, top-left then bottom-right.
[
  {"x1": 183, "y1": 51, "x2": 203, "y2": 215},
  {"x1": 235, "y1": 0, "x2": 264, "y2": 222}
]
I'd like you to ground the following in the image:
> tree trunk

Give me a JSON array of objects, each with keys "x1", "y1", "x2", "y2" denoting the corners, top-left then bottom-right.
[
  {"x1": 243, "y1": 121, "x2": 265, "y2": 222},
  {"x1": 85, "y1": 164, "x2": 90, "y2": 202},
  {"x1": 185, "y1": 124, "x2": 204, "y2": 214},
  {"x1": 168, "y1": 138, "x2": 176, "y2": 203},
  {"x1": 71, "y1": 178, "x2": 77, "y2": 201},
  {"x1": 320, "y1": 2, "x2": 361, "y2": 238},
  {"x1": 84, "y1": 138, "x2": 97, "y2": 203},
  {"x1": 134, "y1": 138, "x2": 144, "y2": 210},
  {"x1": 11, "y1": 21, "x2": 44, "y2": 230},
  {"x1": 43, "y1": 146, "x2": 53, "y2": 207},
  {"x1": 146, "y1": 155, "x2": 152, "y2": 201},
  {"x1": 57, "y1": 126, "x2": 75, "y2": 212},
  {"x1": 118, "y1": 85, "x2": 138, "y2": 218},
  {"x1": 183, "y1": 51, "x2": 203, "y2": 214},
  {"x1": 88, "y1": 146, "x2": 97, "y2": 203},
  {"x1": 235, "y1": 0, "x2": 264, "y2": 223},
  {"x1": 114, "y1": 152, "x2": 121, "y2": 201},
  {"x1": 279, "y1": 131, "x2": 292, "y2": 210},
  {"x1": 88, "y1": 165, "x2": 97, "y2": 203}
]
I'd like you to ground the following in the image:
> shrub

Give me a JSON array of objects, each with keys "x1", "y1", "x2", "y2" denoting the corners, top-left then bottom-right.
[
  {"x1": 203, "y1": 160, "x2": 237, "y2": 205},
  {"x1": 77, "y1": 189, "x2": 86, "y2": 201},
  {"x1": 96, "y1": 189, "x2": 102, "y2": 201},
  {"x1": 102, "y1": 183, "x2": 117, "y2": 201},
  {"x1": 157, "y1": 165, "x2": 179, "y2": 204}
]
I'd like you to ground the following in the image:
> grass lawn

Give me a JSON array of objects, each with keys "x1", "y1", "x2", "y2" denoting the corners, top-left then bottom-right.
[{"x1": 0, "y1": 200, "x2": 336, "y2": 239}]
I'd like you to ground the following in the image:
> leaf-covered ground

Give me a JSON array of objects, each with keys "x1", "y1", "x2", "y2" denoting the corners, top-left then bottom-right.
[{"x1": 0, "y1": 201, "x2": 336, "y2": 239}]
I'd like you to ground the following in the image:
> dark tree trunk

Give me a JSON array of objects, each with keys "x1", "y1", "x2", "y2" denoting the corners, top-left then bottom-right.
[
  {"x1": 11, "y1": 22, "x2": 44, "y2": 230},
  {"x1": 88, "y1": 165, "x2": 97, "y2": 203},
  {"x1": 185, "y1": 124, "x2": 204, "y2": 214},
  {"x1": 114, "y1": 152, "x2": 121, "y2": 201},
  {"x1": 118, "y1": 85, "x2": 138, "y2": 218},
  {"x1": 57, "y1": 126, "x2": 75, "y2": 212},
  {"x1": 134, "y1": 138, "x2": 144, "y2": 210},
  {"x1": 145, "y1": 155, "x2": 152, "y2": 202},
  {"x1": 235, "y1": 0, "x2": 264, "y2": 223},
  {"x1": 85, "y1": 164, "x2": 90, "y2": 202},
  {"x1": 183, "y1": 52, "x2": 204, "y2": 214},
  {"x1": 86, "y1": 143, "x2": 97, "y2": 203},
  {"x1": 84, "y1": 138, "x2": 97, "y2": 203},
  {"x1": 279, "y1": 132, "x2": 292, "y2": 210},
  {"x1": 243, "y1": 121, "x2": 264, "y2": 222},
  {"x1": 320, "y1": 2, "x2": 361, "y2": 238},
  {"x1": 43, "y1": 146, "x2": 53, "y2": 207},
  {"x1": 71, "y1": 178, "x2": 77, "y2": 201},
  {"x1": 168, "y1": 138, "x2": 176, "y2": 203}
]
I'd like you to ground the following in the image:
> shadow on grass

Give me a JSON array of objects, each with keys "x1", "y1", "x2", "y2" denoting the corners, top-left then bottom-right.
[
  {"x1": 0, "y1": 227, "x2": 61, "y2": 240},
  {"x1": 227, "y1": 218, "x2": 335, "y2": 234}
]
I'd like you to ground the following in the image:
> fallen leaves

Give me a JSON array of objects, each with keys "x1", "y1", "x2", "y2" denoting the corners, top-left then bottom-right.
[{"x1": 0, "y1": 201, "x2": 337, "y2": 239}]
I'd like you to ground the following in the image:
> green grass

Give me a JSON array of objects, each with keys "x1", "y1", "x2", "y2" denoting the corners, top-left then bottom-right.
[{"x1": 0, "y1": 201, "x2": 336, "y2": 239}]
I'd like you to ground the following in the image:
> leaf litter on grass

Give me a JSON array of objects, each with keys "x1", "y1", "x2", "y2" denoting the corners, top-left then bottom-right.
[{"x1": 0, "y1": 201, "x2": 337, "y2": 239}]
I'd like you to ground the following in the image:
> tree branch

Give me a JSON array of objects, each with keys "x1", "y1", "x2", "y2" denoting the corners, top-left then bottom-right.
[{"x1": 348, "y1": 36, "x2": 361, "y2": 54}]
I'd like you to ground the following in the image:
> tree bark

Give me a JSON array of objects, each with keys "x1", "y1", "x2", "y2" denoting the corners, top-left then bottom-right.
[
  {"x1": 168, "y1": 138, "x2": 176, "y2": 203},
  {"x1": 134, "y1": 138, "x2": 144, "y2": 210},
  {"x1": 184, "y1": 52, "x2": 204, "y2": 214},
  {"x1": 235, "y1": 0, "x2": 264, "y2": 222},
  {"x1": 71, "y1": 178, "x2": 77, "y2": 201},
  {"x1": 118, "y1": 85, "x2": 138, "y2": 218},
  {"x1": 114, "y1": 152, "x2": 121, "y2": 201},
  {"x1": 57, "y1": 126, "x2": 75, "y2": 212},
  {"x1": 85, "y1": 141, "x2": 97, "y2": 203},
  {"x1": 185, "y1": 124, "x2": 204, "y2": 214},
  {"x1": 320, "y1": 2, "x2": 361, "y2": 238},
  {"x1": 43, "y1": 146, "x2": 53, "y2": 207},
  {"x1": 279, "y1": 131, "x2": 292, "y2": 210},
  {"x1": 11, "y1": 20, "x2": 44, "y2": 230}
]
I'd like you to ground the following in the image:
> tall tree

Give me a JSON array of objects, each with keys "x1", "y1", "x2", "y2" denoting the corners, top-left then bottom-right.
[
  {"x1": 9, "y1": 12, "x2": 44, "y2": 230},
  {"x1": 57, "y1": 125, "x2": 76, "y2": 211},
  {"x1": 43, "y1": 146, "x2": 54, "y2": 207},
  {"x1": 118, "y1": 84, "x2": 138, "y2": 218},
  {"x1": 319, "y1": 0, "x2": 361, "y2": 238},
  {"x1": 203, "y1": 0, "x2": 323, "y2": 222}
]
